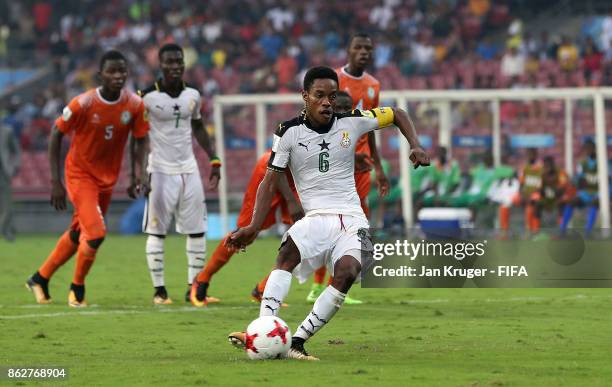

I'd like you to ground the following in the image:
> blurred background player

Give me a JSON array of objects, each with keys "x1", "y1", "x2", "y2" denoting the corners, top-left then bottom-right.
[
  {"x1": 499, "y1": 148, "x2": 542, "y2": 234},
  {"x1": 448, "y1": 152, "x2": 514, "y2": 230},
  {"x1": 139, "y1": 43, "x2": 221, "y2": 305},
  {"x1": 534, "y1": 156, "x2": 569, "y2": 229},
  {"x1": 26, "y1": 50, "x2": 149, "y2": 307},
  {"x1": 306, "y1": 34, "x2": 389, "y2": 305},
  {"x1": 418, "y1": 146, "x2": 460, "y2": 207},
  {"x1": 190, "y1": 148, "x2": 302, "y2": 307},
  {"x1": 560, "y1": 139, "x2": 599, "y2": 236}
]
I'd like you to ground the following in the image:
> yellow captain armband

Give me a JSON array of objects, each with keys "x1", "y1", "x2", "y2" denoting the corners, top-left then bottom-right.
[{"x1": 369, "y1": 107, "x2": 394, "y2": 127}]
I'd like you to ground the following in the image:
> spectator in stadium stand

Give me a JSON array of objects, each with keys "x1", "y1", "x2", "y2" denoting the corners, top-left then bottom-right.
[
  {"x1": 399, "y1": 48, "x2": 416, "y2": 76},
  {"x1": 374, "y1": 37, "x2": 393, "y2": 69},
  {"x1": 0, "y1": 122, "x2": 21, "y2": 241},
  {"x1": 525, "y1": 52, "x2": 540, "y2": 76},
  {"x1": 557, "y1": 35, "x2": 579, "y2": 72},
  {"x1": 506, "y1": 19, "x2": 523, "y2": 49},
  {"x1": 3, "y1": 98, "x2": 24, "y2": 141},
  {"x1": 469, "y1": 0, "x2": 490, "y2": 18},
  {"x1": 370, "y1": 2, "x2": 394, "y2": 30},
  {"x1": 266, "y1": 2, "x2": 295, "y2": 32},
  {"x1": 501, "y1": 45, "x2": 525, "y2": 78},
  {"x1": 412, "y1": 33, "x2": 435, "y2": 75},
  {"x1": 600, "y1": 11, "x2": 612, "y2": 52},
  {"x1": 476, "y1": 36, "x2": 499, "y2": 60},
  {"x1": 537, "y1": 30, "x2": 558, "y2": 61},
  {"x1": 582, "y1": 36, "x2": 603, "y2": 80},
  {"x1": 604, "y1": 38, "x2": 612, "y2": 62},
  {"x1": 258, "y1": 21, "x2": 284, "y2": 62},
  {"x1": 50, "y1": 32, "x2": 70, "y2": 78},
  {"x1": 275, "y1": 47, "x2": 298, "y2": 91}
]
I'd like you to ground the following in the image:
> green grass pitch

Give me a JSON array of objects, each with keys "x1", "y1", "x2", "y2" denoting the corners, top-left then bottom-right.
[{"x1": 1, "y1": 235, "x2": 611, "y2": 386}]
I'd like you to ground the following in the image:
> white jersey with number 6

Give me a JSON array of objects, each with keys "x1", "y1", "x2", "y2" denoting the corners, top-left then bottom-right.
[{"x1": 268, "y1": 108, "x2": 394, "y2": 218}]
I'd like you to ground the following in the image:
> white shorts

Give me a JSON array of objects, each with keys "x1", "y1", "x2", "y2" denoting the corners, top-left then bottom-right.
[
  {"x1": 143, "y1": 171, "x2": 207, "y2": 235},
  {"x1": 283, "y1": 214, "x2": 371, "y2": 284}
]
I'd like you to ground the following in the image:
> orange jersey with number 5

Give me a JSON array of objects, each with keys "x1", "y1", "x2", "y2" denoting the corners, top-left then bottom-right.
[
  {"x1": 55, "y1": 88, "x2": 149, "y2": 190},
  {"x1": 335, "y1": 66, "x2": 380, "y2": 155}
]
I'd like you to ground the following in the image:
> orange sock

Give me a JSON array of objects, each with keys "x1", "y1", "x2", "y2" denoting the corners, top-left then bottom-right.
[
  {"x1": 499, "y1": 206, "x2": 510, "y2": 230},
  {"x1": 39, "y1": 231, "x2": 78, "y2": 279},
  {"x1": 257, "y1": 272, "x2": 270, "y2": 293},
  {"x1": 313, "y1": 267, "x2": 326, "y2": 285},
  {"x1": 196, "y1": 236, "x2": 234, "y2": 283},
  {"x1": 525, "y1": 206, "x2": 534, "y2": 232},
  {"x1": 531, "y1": 215, "x2": 541, "y2": 232},
  {"x1": 528, "y1": 205, "x2": 540, "y2": 232},
  {"x1": 73, "y1": 243, "x2": 97, "y2": 285}
]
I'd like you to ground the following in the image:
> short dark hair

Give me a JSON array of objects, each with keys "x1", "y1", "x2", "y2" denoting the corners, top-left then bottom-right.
[
  {"x1": 158, "y1": 43, "x2": 183, "y2": 60},
  {"x1": 584, "y1": 138, "x2": 595, "y2": 147},
  {"x1": 303, "y1": 66, "x2": 338, "y2": 91},
  {"x1": 99, "y1": 50, "x2": 126, "y2": 71},
  {"x1": 349, "y1": 33, "x2": 371, "y2": 45}
]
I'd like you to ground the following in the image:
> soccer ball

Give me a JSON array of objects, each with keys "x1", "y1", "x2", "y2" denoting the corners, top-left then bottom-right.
[{"x1": 245, "y1": 316, "x2": 292, "y2": 360}]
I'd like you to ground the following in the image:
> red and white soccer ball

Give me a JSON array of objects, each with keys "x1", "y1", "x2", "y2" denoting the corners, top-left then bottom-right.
[{"x1": 245, "y1": 316, "x2": 292, "y2": 360}]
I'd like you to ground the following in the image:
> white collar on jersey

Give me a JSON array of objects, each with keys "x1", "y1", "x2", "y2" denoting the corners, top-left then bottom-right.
[
  {"x1": 96, "y1": 87, "x2": 123, "y2": 105},
  {"x1": 341, "y1": 65, "x2": 366, "y2": 80}
]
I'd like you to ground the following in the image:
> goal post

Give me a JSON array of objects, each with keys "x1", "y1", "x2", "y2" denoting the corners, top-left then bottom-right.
[{"x1": 213, "y1": 87, "x2": 612, "y2": 235}]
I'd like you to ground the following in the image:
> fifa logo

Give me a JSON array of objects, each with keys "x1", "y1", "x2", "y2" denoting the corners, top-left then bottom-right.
[{"x1": 340, "y1": 131, "x2": 351, "y2": 148}]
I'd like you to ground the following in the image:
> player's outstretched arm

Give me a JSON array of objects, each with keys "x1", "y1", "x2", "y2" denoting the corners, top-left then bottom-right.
[
  {"x1": 391, "y1": 108, "x2": 430, "y2": 168},
  {"x1": 127, "y1": 136, "x2": 148, "y2": 198},
  {"x1": 226, "y1": 169, "x2": 283, "y2": 250},
  {"x1": 48, "y1": 125, "x2": 66, "y2": 210},
  {"x1": 192, "y1": 118, "x2": 220, "y2": 188}
]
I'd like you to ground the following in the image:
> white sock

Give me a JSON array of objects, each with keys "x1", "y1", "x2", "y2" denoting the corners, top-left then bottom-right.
[
  {"x1": 260, "y1": 269, "x2": 292, "y2": 317},
  {"x1": 146, "y1": 235, "x2": 165, "y2": 287},
  {"x1": 294, "y1": 285, "x2": 346, "y2": 341},
  {"x1": 186, "y1": 236, "x2": 206, "y2": 284}
]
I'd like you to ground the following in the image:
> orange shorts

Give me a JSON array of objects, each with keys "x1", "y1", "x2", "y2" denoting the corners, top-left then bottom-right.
[
  {"x1": 66, "y1": 177, "x2": 112, "y2": 241},
  {"x1": 355, "y1": 171, "x2": 371, "y2": 216},
  {"x1": 237, "y1": 186, "x2": 292, "y2": 229}
]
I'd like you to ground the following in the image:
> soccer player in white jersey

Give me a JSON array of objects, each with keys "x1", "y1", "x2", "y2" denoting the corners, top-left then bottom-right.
[
  {"x1": 227, "y1": 66, "x2": 429, "y2": 360},
  {"x1": 138, "y1": 44, "x2": 220, "y2": 305}
]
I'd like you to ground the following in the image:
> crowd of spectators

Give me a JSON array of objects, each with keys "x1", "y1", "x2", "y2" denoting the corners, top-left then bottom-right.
[{"x1": 1, "y1": 0, "x2": 612, "y2": 155}]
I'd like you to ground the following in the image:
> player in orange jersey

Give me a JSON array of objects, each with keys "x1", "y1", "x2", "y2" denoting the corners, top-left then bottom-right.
[
  {"x1": 189, "y1": 149, "x2": 303, "y2": 306},
  {"x1": 26, "y1": 50, "x2": 149, "y2": 307},
  {"x1": 306, "y1": 34, "x2": 389, "y2": 304}
]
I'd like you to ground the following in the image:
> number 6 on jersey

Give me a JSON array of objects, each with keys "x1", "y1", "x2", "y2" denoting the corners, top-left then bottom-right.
[{"x1": 319, "y1": 151, "x2": 329, "y2": 172}]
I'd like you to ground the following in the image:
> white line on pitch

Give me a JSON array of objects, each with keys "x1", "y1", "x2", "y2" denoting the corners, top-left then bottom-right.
[
  {"x1": 0, "y1": 305, "x2": 257, "y2": 320},
  {"x1": 2, "y1": 294, "x2": 610, "y2": 319}
]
